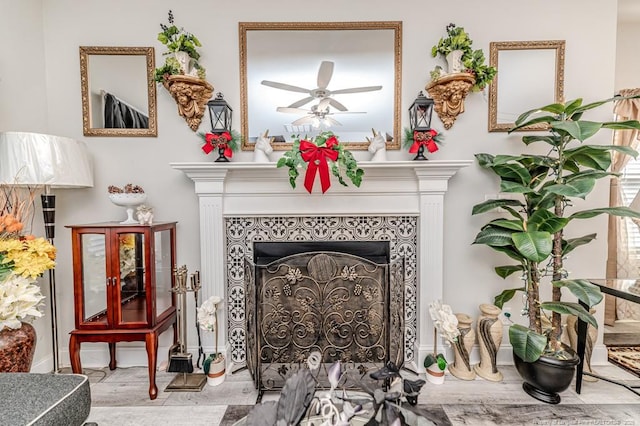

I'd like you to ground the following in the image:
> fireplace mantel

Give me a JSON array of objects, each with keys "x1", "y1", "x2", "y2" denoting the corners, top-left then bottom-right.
[{"x1": 171, "y1": 160, "x2": 471, "y2": 369}]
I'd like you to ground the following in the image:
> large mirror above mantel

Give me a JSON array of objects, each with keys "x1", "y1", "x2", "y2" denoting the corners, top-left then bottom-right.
[{"x1": 239, "y1": 21, "x2": 402, "y2": 150}]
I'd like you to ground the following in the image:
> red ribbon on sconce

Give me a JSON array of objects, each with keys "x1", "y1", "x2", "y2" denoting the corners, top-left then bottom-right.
[
  {"x1": 202, "y1": 132, "x2": 233, "y2": 157},
  {"x1": 409, "y1": 129, "x2": 439, "y2": 154},
  {"x1": 300, "y1": 136, "x2": 340, "y2": 194}
]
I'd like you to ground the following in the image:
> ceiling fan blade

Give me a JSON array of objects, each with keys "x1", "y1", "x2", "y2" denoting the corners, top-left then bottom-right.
[
  {"x1": 333, "y1": 111, "x2": 366, "y2": 115},
  {"x1": 317, "y1": 98, "x2": 332, "y2": 110},
  {"x1": 292, "y1": 116, "x2": 314, "y2": 126},
  {"x1": 325, "y1": 116, "x2": 342, "y2": 126},
  {"x1": 277, "y1": 107, "x2": 310, "y2": 114},
  {"x1": 317, "y1": 61, "x2": 334, "y2": 89},
  {"x1": 328, "y1": 98, "x2": 348, "y2": 112},
  {"x1": 330, "y1": 85, "x2": 383, "y2": 95},
  {"x1": 288, "y1": 97, "x2": 315, "y2": 108},
  {"x1": 261, "y1": 80, "x2": 311, "y2": 94}
]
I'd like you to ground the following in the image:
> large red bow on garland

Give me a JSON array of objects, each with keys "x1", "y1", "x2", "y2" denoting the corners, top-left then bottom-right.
[
  {"x1": 300, "y1": 136, "x2": 339, "y2": 193},
  {"x1": 409, "y1": 129, "x2": 439, "y2": 154},
  {"x1": 202, "y1": 132, "x2": 233, "y2": 157}
]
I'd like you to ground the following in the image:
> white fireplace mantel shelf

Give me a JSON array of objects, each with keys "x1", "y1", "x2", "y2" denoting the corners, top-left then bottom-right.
[
  {"x1": 170, "y1": 159, "x2": 472, "y2": 370},
  {"x1": 170, "y1": 160, "x2": 472, "y2": 215}
]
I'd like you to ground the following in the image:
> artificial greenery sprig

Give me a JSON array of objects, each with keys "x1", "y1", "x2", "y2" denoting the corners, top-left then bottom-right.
[
  {"x1": 276, "y1": 131, "x2": 364, "y2": 193},
  {"x1": 155, "y1": 10, "x2": 206, "y2": 81},
  {"x1": 197, "y1": 130, "x2": 242, "y2": 155},
  {"x1": 430, "y1": 23, "x2": 496, "y2": 92}
]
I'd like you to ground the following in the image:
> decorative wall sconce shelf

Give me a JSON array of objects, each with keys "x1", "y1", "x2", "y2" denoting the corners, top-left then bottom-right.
[
  {"x1": 162, "y1": 75, "x2": 214, "y2": 131},
  {"x1": 425, "y1": 73, "x2": 475, "y2": 130}
]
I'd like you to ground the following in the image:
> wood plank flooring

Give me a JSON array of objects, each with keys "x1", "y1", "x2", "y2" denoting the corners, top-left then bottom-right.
[{"x1": 78, "y1": 363, "x2": 640, "y2": 425}]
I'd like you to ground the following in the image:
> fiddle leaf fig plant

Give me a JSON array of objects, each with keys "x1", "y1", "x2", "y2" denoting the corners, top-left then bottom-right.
[{"x1": 472, "y1": 95, "x2": 640, "y2": 363}]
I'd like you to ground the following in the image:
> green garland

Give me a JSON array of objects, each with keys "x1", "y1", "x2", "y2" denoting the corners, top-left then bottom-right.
[{"x1": 276, "y1": 131, "x2": 364, "y2": 191}]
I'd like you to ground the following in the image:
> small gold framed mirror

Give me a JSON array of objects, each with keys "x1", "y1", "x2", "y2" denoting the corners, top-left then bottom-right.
[
  {"x1": 488, "y1": 40, "x2": 565, "y2": 132},
  {"x1": 80, "y1": 46, "x2": 157, "y2": 137}
]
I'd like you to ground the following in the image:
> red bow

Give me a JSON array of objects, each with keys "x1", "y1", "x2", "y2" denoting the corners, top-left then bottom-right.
[
  {"x1": 409, "y1": 130, "x2": 439, "y2": 154},
  {"x1": 300, "y1": 136, "x2": 339, "y2": 193},
  {"x1": 202, "y1": 132, "x2": 233, "y2": 157}
]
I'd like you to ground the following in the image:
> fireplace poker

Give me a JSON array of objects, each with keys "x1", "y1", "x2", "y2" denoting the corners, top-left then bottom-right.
[{"x1": 192, "y1": 271, "x2": 205, "y2": 369}]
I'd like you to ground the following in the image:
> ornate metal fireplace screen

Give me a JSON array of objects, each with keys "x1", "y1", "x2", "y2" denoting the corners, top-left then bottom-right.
[{"x1": 245, "y1": 242, "x2": 405, "y2": 391}]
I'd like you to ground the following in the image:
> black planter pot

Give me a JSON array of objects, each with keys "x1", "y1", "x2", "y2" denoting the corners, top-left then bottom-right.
[{"x1": 513, "y1": 346, "x2": 579, "y2": 404}]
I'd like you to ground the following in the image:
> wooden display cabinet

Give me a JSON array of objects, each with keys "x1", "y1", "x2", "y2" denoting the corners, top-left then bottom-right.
[{"x1": 66, "y1": 222, "x2": 177, "y2": 400}]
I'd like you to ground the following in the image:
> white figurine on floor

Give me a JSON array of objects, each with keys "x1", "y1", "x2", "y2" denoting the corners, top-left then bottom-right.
[
  {"x1": 253, "y1": 130, "x2": 274, "y2": 163},
  {"x1": 136, "y1": 205, "x2": 154, "y2": 225},
  {"x1": 367, "y1": 128, "x2": 387, "y2": 162}
]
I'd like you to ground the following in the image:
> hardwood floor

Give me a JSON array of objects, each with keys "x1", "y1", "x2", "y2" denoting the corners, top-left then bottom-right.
[{"x1": 77, "y1": 362, "x2": 640, "y2": 425}]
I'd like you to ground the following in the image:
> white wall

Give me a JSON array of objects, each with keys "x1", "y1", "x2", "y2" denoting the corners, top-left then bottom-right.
[
  {"x1": 616, "y1": 20, "x2": 640, "y2": 91},
  {"x1": 1, "y1": 0, "x2": 620, "y2": 370}
]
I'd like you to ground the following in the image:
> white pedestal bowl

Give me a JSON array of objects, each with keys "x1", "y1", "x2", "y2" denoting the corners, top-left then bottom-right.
[{"x1": 109, "y1": 193, "x2": 147, "y2": 224}]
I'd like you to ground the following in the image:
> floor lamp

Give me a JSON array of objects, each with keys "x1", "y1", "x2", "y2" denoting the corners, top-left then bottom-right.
[{"x1": 0, "y1": 131, "x2": 94, "y2": 373}]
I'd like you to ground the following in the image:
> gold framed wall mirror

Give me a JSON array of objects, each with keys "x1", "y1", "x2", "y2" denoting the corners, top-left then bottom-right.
[
  {"x1": 80, "y1": 46, "x2": 157, "y2": 137},
  {"x1": 488, "y1": 40, "x2": 565, "y2": 132},
  {"x1": 239, "y1": 21, "x2": 402, "y2": 150}
]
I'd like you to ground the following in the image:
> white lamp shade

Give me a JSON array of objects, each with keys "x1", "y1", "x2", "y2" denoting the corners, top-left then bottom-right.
[{"x1": 0, "y1": 131, "x2": 93, "y2": 188}]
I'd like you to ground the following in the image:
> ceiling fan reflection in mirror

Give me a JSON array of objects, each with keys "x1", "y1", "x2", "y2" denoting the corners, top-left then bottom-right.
[
  {"x1": 276, "y1": 98, "x2": 365, "y2": 128},
  {"x1": 261, "y1": 60, "x2": 382, "y2": 111}
]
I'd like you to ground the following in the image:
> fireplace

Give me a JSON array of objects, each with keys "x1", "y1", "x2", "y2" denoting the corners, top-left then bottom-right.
[
  {"x1": 245, "y1": 241, "x2": 404, "y2": 390},
  {"x1": 170, "y1": 160, "x2": 471, "y2": 372}
]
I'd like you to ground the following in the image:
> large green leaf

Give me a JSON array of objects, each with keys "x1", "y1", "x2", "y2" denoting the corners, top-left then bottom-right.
[
  {"x1": 492, "y1": 163, "x2": 531, "y2": 185},
  {"x1": 527, "y1": 209, "x2": 569, "y2": 234},
  {"x1": 472, "y1": 198, "x2": 524, "y2": 215},
  {"x1": 562, "y1": 233, "x2": 597, "y2": 256},
  {"x1": 500, "y1": 181, "x2": 534, "y2": 194},
  {"x1": 551, "y1": 121, "x2": 602, "y2": 142},
  {"x1": 563, "y1": 170, "x2": 616, "y2": 182},
  {"x1": 490, "y1": 219, "x2": 525, "y2": 231},
  {"x1": 475, "y1": 153, "x2": 495, "y2": 168},
  {"x1": 601, "y1": 120, "x2": 640, "y2": 133},
  {"x1": 540, "y1": 301, "x2": 598, "y2": 328},
  {"x1": 570, "y1": 206, "x2": 640, "y2": 220},
  {"x1": 544, "y1": 177, "x2": 595, "y2": 199},
  {"x1": 491, "y1": 245, "x2": 526, "y2": 262},
  {"x1": 509, "y1": 324, "x2": 547, "y2": 362},
  {"x1": 511, "y1": 115, "x2": 557, "y2": 132},
  {"x1": 521, "y1": 135, "x2": 559, "y2": 146},
  {"x1": 563, "y1": 98, "x2": 584, "y2": 116},
  {"x1": 552, "y1": 279, "x2": 603, "y2": 308},
  {"x1": 512, "y1": 231, "x2": 552, "y2": 262},
  {"x1": 563, "y1": 146, "x2": 612, "y2": 171},
  {"x1": 494, "y1": 286, "x2": 525, "y2": 307},
  {"x1": 473, "y1": 227, "x2": 515, "y2": 247}
]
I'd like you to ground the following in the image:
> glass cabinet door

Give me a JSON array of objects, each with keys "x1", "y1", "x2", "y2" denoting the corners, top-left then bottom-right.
[
  {"x1": 116, "y1": 231, "x2": 147, "y2": 325},
  {"x1": 154, "y1": 229, "x2": 173, "y2": 317},
  {"x1": 81, "y1": 233, "x2": 108, "y2": 325}
]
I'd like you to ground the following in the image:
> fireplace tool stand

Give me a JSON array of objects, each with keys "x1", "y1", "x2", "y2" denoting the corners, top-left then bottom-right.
[{"x1": 165, "y1": 265, "x2": 207, "y2": 392}]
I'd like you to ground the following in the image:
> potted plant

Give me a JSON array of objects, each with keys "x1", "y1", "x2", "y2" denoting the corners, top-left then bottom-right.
[
  {"x1": 430, "y1": 23, "x2": 496, "y2": 92},
  {"x1": 197, "y1": 295, "x2": 225, "y2": 386},
  {"x1": 471, "y1": 95, "x2": 640, "y2": 403},
  {"x1": 424, "y1": 300, "x2": 459, "y2": 384},
  {"x1": 155, "y1": 10, "x2": 206, "y2": 82}
]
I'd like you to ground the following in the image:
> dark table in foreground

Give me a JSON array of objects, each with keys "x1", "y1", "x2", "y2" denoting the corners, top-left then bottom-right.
[{"x1": 577, "y1": 279, "x2": 640, "y2": 395}]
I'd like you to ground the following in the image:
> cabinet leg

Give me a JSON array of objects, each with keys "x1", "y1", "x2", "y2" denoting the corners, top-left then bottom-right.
[
  {"x1": 145, "y1": 333, "x2": 159, "y2": 400},
  {"x1": 69, "y1": 334, "x2": 82, "y2": 374},
  {"x1": 108, "y1": 342, "x2": 117, "y2": 370}
]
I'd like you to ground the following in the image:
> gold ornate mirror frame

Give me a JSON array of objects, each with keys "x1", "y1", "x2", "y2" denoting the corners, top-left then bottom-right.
[
  {"x1": 488, "y1": 40, "x2": 565, "y2": 132},
  {"x1": 80, "y1": 46, "x2": 157, "y2": 137},
  {"x1": 239, "y1": 21, "x2": 402, "y2": 150}
]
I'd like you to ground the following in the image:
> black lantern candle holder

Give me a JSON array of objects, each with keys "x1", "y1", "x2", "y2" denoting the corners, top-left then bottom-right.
[
  {"x1": 408, "y1": 92, "x2": 435, "y2": 161},
  {"x1": 207, "y1": 93, "x2": 233, "y2": 162}
]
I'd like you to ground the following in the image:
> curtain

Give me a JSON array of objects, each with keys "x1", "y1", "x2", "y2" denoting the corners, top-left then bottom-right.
[
  {"x1": 606, "y1": 88, "x2": 640, "y2": 323},
  {"x1": 104, "y1": 93, "x2": 149, "y2": 129}
]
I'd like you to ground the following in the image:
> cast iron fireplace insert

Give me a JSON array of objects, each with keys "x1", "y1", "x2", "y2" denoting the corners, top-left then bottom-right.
[{"x1": 245, "y1": 240, "x2": 405, "y2": 396}]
